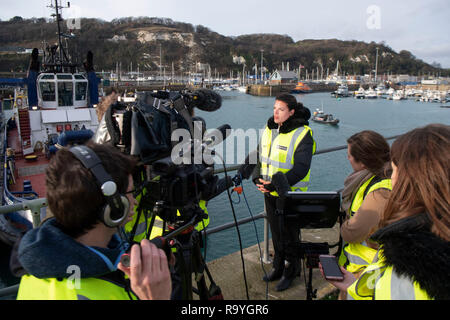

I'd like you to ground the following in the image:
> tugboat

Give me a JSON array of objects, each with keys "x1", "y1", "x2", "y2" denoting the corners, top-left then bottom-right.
[
  {"x1": 0, "y1": 0, "x2": 100, "y2": 245},
  {"x1": 312, "y1": 108, "x2": 340, "y2": 125}
]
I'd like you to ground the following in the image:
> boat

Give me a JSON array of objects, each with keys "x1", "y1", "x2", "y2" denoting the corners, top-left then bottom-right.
[
  {"x1": 0, "y1": 0, "x2": 99, "y2": 246},
  {"x1": 291, "y1": 82, "x2": 312, "y2": 94},
  {"x1": 311, "y1": 108, "x2": 339, "y2": 125},
  {"x1": 236, "y1": 86, "x2": 247, "y2": 93},
  {"x1": 392, "y1": 90, "x2": 406, "y2": 101},
  {"x1": 354, "y1": 87, "x2": 365, "y2": 99},
  {"x1": 364, "y1": 87, "x2": 377, "y2": 99},
  {"x1": 375, "y1": 84, "x2": 387, "y2": 97},
  {"x1": 332, "y1": 84, "x2": 350, "y2": 97}
]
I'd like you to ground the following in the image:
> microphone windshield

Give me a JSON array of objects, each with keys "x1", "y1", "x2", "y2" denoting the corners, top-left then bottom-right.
[
  {"x1": 271, "y1": 172, "x2": 290, "y2": 197},
  {"x1": 191, "y1": 89, "x2": 222, "y2": 112}
]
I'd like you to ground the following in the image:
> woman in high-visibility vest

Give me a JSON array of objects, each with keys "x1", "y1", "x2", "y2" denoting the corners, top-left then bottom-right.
[
  {"x1": 252, "y1": 93, "x2": 316, "y2": 292},
  {"x1": 322, "y1": 123, "x2": 450, "y2": 300},
  {"x1": 338, "y1": 131, "x2": 391, "y2": 299}
]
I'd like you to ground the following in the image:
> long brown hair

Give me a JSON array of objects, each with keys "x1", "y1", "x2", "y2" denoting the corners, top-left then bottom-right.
[
  {"x1": 382, "y1": 124, "x2": 450, "y2": 241},
  {"x1": 347, "y1": 130, "x2": 390, "y2": 178}
]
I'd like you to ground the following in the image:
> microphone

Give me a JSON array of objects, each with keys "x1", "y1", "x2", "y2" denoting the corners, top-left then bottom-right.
[
  {"x1": 173, "y1": 124, "x2": 231, "y2": 163},
  {"x1": 271, "y1": 171, "x2": 291, "y2": 199},
  {"x1": 201, "y1": 124, "x2": 231, "y2": 150},
  {"x1": 189, "y1": 89, "x2": 222, "y2": 112}
]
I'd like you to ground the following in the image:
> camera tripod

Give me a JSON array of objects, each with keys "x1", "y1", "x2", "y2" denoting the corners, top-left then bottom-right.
[{"x1": 146, "y1": 208, "x2": 223, "y2": 300}]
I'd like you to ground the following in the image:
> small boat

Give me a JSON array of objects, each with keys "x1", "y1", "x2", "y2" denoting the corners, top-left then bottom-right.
[
  {"x1": 354, "y1": 87, "x2": 365, "y2": 99},
  {"x1": 312, "y1": 108, "x2": 339, "y2": 125},
  {"x1": 365, "y1": 87, "x2": 377, "y2": 99},
  {"x1": 236, "y1": 86, "x2": 247, "y2": 93},
  {"x1": 291, "y1": 82, "x2": 312, "y2": 94},
  {"x1": 333, "y1": 84, "x2": 350, "y2": 97}
]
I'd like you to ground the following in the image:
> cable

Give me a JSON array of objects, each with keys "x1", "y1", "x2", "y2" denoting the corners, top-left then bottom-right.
[
  {"x1": 239, "y1": 173, "x2": 270, "y2": 300},
  {"x1": 215, "y1": 153, "x2": 250, "y2": 300}
]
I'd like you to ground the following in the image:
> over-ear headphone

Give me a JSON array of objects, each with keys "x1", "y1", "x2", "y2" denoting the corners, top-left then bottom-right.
[{"x1": 69, "y1": 145, "x2": 130, "y2": 228}]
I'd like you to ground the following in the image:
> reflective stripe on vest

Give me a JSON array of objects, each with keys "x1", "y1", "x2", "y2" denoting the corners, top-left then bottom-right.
[
  {"x1": 339, "y1": 177, "x2": 392, "y2": 273},
  {"x1": 260, "y1": 125, "x2": 315, "y2": 196},
  {"x1": 17, "y1": 275, "x2": 136, "y2": 300},
  {"x1": 347, "y1": 250, "x2": 432, "y2": 300}
]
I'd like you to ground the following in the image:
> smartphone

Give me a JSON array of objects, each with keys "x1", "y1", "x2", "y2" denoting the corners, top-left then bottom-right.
[{"x1": 319, "y1": 255, "x2": 344, "y2": 281}]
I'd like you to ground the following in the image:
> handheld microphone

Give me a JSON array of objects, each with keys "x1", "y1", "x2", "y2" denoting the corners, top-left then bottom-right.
[{"x1": 271, "y1": 171, "x2": 291, "y2": 199}]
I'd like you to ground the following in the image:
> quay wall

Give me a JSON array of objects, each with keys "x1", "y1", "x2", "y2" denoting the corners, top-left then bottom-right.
[{"x1": 247, "y1": 84, "x2": 361, "y2": 96}]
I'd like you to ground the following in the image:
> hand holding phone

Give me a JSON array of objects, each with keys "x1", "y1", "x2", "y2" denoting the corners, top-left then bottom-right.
[{"x1": 319, "y1": 255, "x2": 344, "y2": 281}]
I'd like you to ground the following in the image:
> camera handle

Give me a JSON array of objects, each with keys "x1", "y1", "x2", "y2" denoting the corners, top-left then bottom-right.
[{"x1": 143, "y1": 206, "x2": 222, "y2": 300}]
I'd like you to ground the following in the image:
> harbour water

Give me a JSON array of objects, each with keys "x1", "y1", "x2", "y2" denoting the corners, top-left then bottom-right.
[{"x1": 196, "y1": 91, "x2": 450, "y2": 262}]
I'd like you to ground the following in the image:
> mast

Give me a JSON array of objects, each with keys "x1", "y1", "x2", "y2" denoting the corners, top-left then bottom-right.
[
  {"x1": 375, "y1": 47, "x2": 379, "y2": 84},
  {"x1": 46, "y1": 0, "x2": 75, "y2": 72}
]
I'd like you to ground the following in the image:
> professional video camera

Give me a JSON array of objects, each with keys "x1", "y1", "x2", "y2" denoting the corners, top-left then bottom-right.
[{"x1": 93, "y1": 88, "x2": 231, "y2": 225}]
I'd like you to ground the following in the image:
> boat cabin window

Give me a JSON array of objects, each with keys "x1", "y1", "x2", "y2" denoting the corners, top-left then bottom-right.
[
  {"x1": 58, "y1": 82, "x2": 73, "y2": 106},
  {"x1": 40, "y1": 82, "x2": 56, "y2": 101},
  {"x1": 41, "y1": 74, "x2": 55, "y2": 80},
  {"x1": 57, "y1": 74, "x2": 73, "y2": 80},
  {"x1": 75, "y1": 82, "x2": 87, "y2": 101}
]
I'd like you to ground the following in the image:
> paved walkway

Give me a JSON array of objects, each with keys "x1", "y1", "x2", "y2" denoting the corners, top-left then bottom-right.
[{"x1": 204, "y1": 223, "x2": 341, "y2": 300}]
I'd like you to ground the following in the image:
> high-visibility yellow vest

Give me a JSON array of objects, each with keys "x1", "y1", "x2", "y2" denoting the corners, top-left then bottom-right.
[
  {"x1": 260, "y1": 125, "x2": 316, "y2": 197},
  {"x1": 339, "y1": 177, "x2": 392, "y2": 273},
  {"x1": 125, "y1": 193, "x2": 209, "y2": 243},
  {"x1": 347, "y1": 250, "x2": 432, "y2": 300},
  {"x1": 17, "y1": 274, "x2": 136, "y2": 300}
]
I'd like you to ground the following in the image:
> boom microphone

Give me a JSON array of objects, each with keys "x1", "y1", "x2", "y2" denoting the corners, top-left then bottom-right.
[{"x1": 189, "y1": 89, "x2": 222, "y2": 112}]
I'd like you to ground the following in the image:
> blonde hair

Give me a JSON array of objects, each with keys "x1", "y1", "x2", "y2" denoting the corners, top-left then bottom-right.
[{"x1": 382, "y1": 124, "x2": 450, "y2": 241}]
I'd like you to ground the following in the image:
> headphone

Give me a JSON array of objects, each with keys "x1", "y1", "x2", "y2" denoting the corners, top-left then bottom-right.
[{"x1": 69, "y1": 145, "x2": 130, "y2": 228}]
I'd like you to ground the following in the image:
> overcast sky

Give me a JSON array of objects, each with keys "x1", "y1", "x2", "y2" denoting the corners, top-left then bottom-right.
[{"x1": 2, "y1": 0, "x2": 449, "y2": 68}]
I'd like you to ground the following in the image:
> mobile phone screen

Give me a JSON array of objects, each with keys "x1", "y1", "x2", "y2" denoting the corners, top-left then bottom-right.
[{"x1": 319, "y1": 255, "x2": 343, "y2": 280}]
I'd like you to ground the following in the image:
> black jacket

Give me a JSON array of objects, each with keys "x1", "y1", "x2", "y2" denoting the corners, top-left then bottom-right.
[
  {"x1": 239, "y1": 114, "x2": 314, "y2": 189},
  {"x1": 370, "y1": 214, "x2": 450, "y2": 300}
]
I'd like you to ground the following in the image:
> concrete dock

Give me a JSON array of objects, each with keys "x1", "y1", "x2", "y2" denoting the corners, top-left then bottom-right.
[{"x1": 204, "y1": 223, "x2": 341, "y2": 300}]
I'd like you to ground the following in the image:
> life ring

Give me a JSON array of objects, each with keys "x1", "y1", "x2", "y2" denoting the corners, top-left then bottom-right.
[{"x1": 16, "y1": 97, "x2": 23, "y2": 107}]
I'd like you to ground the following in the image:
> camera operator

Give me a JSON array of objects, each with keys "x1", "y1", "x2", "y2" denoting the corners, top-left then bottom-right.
[{"x1": 13, "y1": 142, "x2": 172, "y2": 300}]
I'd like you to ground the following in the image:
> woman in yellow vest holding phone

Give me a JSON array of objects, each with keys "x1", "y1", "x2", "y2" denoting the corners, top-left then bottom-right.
[
  {"x1": 322, "y1": 124, "x2": 450, "y2": 300},
  {"x1": 255, "y1": 93, "x2": 316, "y2": 291}
]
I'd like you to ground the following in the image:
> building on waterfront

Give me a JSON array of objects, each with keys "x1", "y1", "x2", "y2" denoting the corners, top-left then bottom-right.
[{"x1": 269, "y1": 70, "x2": 298, "y2": 85}]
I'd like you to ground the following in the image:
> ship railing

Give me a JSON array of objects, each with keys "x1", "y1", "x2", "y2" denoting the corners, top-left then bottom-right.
[
  {"x1": 1, "y1": 121, "x2": 44, "y2": 228},
  {"x1": 0, "y1": 134, "x2": 401, "y2": 298}
]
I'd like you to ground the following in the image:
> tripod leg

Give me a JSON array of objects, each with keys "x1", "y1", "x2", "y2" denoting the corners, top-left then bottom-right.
[{"x1": 191, "y1": 232, "x2": 210, "y2": 300}]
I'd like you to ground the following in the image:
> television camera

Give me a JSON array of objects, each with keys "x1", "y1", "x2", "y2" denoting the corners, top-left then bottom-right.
[{"x1": 94, "y1": 88, "x2": 231, "y2": 300}]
